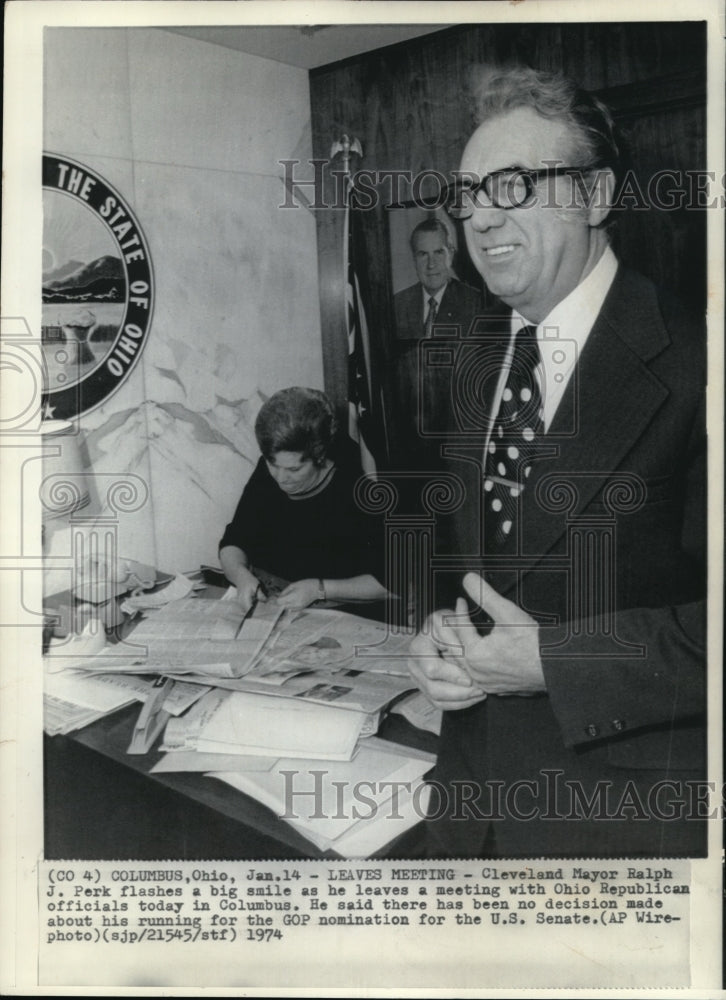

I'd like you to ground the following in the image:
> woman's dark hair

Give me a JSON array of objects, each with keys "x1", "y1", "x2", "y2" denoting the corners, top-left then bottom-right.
[{"x1": 254, "y1": 387, "x2": 338, "y2": 467}]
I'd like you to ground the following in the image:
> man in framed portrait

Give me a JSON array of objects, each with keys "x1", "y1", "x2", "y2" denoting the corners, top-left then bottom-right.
[{"x1": 392, "y1": 217, "x2": 484, "y2": 470}]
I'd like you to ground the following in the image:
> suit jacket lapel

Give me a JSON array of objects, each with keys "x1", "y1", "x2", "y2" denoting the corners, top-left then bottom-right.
[
  {"x1": 437, "y1": 280, "x2": 471, "y2": 326},
  {"x1": 506, "y1": 268, "x2": 672, "y2": 583},
  {"x1": 438, "y1": 281, "x2": 456, "y2": 323}
]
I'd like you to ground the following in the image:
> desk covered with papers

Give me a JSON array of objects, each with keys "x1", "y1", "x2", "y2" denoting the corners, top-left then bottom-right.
[{"x1": 43, "y1": 578, "x2": 441, "y2": 859}]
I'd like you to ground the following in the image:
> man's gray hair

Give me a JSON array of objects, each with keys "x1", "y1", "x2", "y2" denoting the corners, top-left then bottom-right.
[{"x1": 470, "y1": 65, "x2": 628, "y2": 190}]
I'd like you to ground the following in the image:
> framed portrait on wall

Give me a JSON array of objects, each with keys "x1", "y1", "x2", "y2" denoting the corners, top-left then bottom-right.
[{"x1": 386, "y1": 202, "x2": 483, "y2": 335}]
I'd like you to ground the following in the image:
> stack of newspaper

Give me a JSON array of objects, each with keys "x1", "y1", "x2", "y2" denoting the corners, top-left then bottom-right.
[
  {"x1": 55, "y1": 593, "x2": 418, "y2": 714},
  {"x1": 156, "y1": 687, "x2": 375, "y2": 763},
  {"x1": 44, "y1": 675, "x2": 143, "y2": 736},
  {"x1": 43, "y1": 665, "x2": 209, "y2": 736}
]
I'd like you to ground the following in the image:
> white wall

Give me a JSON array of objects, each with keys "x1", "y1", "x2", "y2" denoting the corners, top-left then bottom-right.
[{"x1": 43, "y1": 27, "x2": 323, "y2": 583}]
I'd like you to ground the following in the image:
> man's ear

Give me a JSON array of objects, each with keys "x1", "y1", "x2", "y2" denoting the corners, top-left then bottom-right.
[{"x1": 587, "y1": 167, "x2": 616, "y2": 228}]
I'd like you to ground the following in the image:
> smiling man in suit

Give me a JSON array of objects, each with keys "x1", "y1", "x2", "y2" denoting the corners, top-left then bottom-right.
[{"x1": 408, "y1": 66, "x2": 707, "y2": 858}]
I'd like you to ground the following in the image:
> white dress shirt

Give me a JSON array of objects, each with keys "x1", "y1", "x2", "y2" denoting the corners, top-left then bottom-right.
[
  {"x1": 421, "y1": 282, "x2": 448, "y2": 321},
  {"x1": 487, "y1": 245, "x2": 618, "y2": 441}
]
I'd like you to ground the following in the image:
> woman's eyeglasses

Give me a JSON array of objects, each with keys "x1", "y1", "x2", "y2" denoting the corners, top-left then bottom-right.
[{"x1": 445, "y1": 167, "x2": 594, "y2": 217}]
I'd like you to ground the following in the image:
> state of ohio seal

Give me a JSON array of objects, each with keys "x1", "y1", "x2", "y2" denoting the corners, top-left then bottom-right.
[{"x1": 42, "y1": 153, "x2": 154, "y2": 419}]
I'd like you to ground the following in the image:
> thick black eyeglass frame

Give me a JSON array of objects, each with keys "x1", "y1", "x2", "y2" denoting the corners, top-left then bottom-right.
[{"x1": 445, "y1": 166, "x2": 595, "y2": 216}]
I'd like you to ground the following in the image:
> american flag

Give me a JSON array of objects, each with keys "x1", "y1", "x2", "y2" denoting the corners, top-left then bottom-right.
[{"x1": 344, "y1": 184, "x2": 387, "y2": 476}]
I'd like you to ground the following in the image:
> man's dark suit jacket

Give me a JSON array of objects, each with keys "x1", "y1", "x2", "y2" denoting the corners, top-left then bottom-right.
[
  {"x1": 394, "y1": 278, "x2": 483, "y2": 341},
  {"x1": 428, "y1": 266, "x2": 706, "y2": 858},
  {"x1": 392, "y1": 279, "x2": 483, "y2": 468}
]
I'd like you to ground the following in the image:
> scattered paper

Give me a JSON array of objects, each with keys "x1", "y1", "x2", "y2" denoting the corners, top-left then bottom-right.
[
  {"x1": 121, "y1": 596, "x2": 285, "y2": 673},
  {"x1": 120, "y1": 573, "x2": 198, "y2": 614},
  {"x1": 44, "y1": 621, "x2": 106, "y2": 668},
  {"x1": 194, "y1": 690, "x2": 369, "y2": 760},
  {"x1": 260, "y1": 607, "x2": 413, "y2": 677},
  {"x1": 151, "y1": 751, "x2": 277, "y2": 774},
  {"x1": 160, "y1": 680, "x2": 211, "y2": 716},
  {"x1": 42, "y1": 666, "x2": 145, "y2": 736},
  {"x1": 75, "y1": 656, "x2": 238, "y2": 678},
  {"x1": 72, "y1": 559, "x2": 160, "y2": 604},
  {"x1": 44, "y1": 695, "x2": 113, "y2": 736},
  {"x1": 169, "y1": 665, "x2": 414, "y2": 716},
  {"x1": 50, "y1": 670, "x2": 206, "y2": 716},
  {"x1": 209, "y1": 737, "x2": 435, "y2": 855},
  {"x1": 329, "y1": 782, "x2": 431, "y2": 858},
  {"x1": 42, "y1": 668, "x2": 207, "y2": 737},
  {"x1": 160, "y1": 689, "x2": 230, "y2": 751},
  {"x1": 45, "y1": 664, "x2": 144, "y2": 713}
]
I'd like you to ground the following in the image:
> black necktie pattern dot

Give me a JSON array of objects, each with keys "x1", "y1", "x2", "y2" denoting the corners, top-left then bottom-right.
[{"x1": 484, "y1": 324, "x2": 543, "y2": 548}]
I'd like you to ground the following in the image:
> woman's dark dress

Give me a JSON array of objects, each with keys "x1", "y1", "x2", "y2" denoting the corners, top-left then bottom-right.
[{"x1": 219, "y1": 441, "x2": 384, "y2": 585}]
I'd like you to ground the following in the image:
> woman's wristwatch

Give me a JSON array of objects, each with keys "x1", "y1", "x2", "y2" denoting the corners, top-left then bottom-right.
[{"x1": 317, "y1": 579, "x2": 326, "y2": 602}]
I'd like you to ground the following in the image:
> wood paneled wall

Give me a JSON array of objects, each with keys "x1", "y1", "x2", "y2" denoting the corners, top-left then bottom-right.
[{"x1": 308, "y1": 22, "x2": 707, "y2": 443}]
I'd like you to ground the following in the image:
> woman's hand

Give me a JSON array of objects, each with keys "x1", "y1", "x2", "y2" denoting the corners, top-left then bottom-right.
[
  {"x1": 219, "y1": 546, "x2": 266, "y2": 613},
  {"x1": 234, "y1": 567, "x2": 266, "y2": 613},
  {"x1": 277, "y1": 578, "x2": 321, "y2": 610}
]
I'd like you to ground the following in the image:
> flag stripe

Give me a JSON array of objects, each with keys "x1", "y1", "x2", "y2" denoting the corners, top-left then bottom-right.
[{"x1": 345, "y1": 184, "x2": 386, "y2": 476}]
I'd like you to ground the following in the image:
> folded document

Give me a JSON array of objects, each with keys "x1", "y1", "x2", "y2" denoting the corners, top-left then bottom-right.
[{"x1": 161, "y1": 688, "x2": 369, "y2": 762}]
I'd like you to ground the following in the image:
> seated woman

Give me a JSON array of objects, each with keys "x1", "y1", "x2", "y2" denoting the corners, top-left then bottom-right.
[{"x1": 219, "y1": 386, "x2": 387, "y2": 611}]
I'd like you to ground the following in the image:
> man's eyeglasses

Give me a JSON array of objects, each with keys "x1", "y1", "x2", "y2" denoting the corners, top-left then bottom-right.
[{"x1": 445, "y1": 167, "x2": 594, "y2": 217}]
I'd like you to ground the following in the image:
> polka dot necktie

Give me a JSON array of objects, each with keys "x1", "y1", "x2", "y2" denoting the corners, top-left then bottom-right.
[{"x1": 484, "y1": 324, "x2": 543, "y2": 549}]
